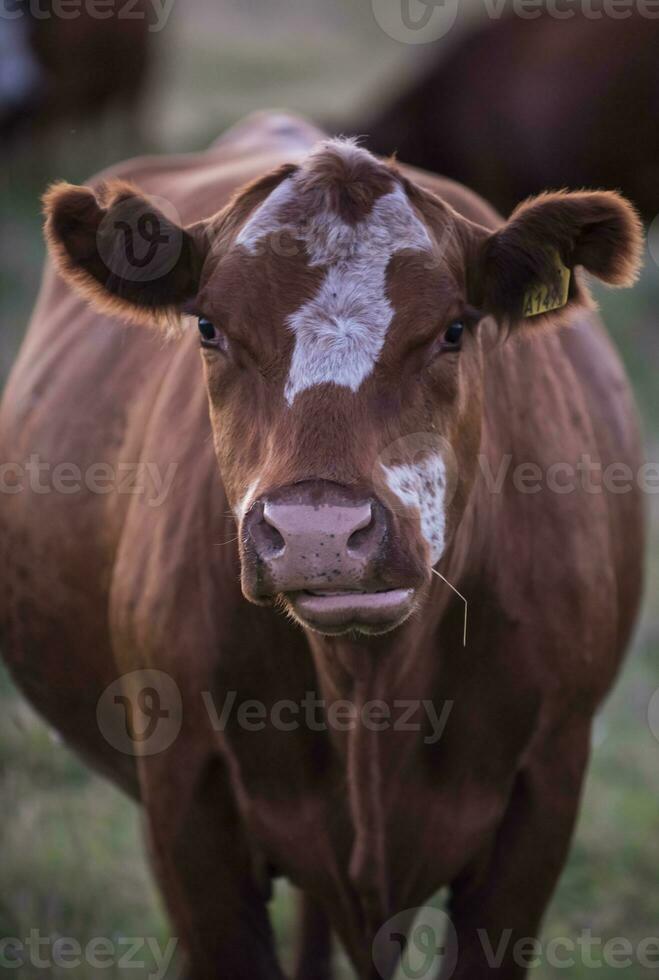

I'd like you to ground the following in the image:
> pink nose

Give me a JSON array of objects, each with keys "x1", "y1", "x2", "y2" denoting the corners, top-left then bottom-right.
[{"x1": 246, "y1": 482, "x2": 386, "y2": 594}]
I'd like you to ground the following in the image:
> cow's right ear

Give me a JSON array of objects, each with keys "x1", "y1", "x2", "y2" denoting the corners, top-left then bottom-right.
[{"x1": 43, "y1": 180, "x2": 208, "y2": 330}]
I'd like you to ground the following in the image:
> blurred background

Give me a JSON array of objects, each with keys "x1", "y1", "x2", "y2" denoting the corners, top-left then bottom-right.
[{"x1": 1, "y1": 0, "x2": 658, "y2": 976}]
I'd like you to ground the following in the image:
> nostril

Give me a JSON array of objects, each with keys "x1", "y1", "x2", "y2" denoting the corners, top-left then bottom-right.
[
  {"x1": 257, "y1": 520, "x2": 285, "y2": 556},
  {"x1": 347, "y1": 504, "x2": 377, "y2": 555},
  {"x1": 250, "y1": 503, "x2": 286, "y2": 559}
]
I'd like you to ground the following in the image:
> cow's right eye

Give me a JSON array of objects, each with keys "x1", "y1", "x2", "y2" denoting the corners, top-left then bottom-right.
[{"x1": 198, "y1": 317, "x2": 228, "y2": 352}]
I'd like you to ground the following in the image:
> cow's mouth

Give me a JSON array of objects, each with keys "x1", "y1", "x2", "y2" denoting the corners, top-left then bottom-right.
[{"x1": 286, "y1": 588, "x2": 416, "y2": 635}]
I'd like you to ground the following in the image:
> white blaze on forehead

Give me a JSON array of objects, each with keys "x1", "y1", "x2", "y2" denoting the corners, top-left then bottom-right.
[
  {"x1": 235, "y1": 175, "x2": 298, "y2": 254},
  {"x1": 383, "y1": 453, "x2": 447, "y2": 565},
  {"x1": 235, "y1": 141, "x2": 433, "y2": 405}
]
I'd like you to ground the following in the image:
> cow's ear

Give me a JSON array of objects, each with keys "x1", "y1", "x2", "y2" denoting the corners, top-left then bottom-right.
[
  {"x1": 43, "y1": 180, "x2": 208, "y2": 330},
  {"x1": 472, "y1": 190, "x2": 643, "y2": 329}
]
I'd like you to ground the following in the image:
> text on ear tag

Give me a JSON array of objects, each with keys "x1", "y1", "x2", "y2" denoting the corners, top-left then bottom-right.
[{"x1": 523, "y1": 251, "x2": 571, "y2": 317}]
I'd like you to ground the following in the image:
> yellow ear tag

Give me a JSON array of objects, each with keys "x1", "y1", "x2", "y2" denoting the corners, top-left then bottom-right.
[{"x1": 522, "y1": 250, "x2": 571, "y2": 318}]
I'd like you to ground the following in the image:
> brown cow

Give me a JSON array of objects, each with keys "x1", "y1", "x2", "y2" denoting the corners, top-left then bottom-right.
[
  {"x1": 0, "y1": 0, "x2": 152, "y2": 141},
  {"x1": 359, "y1": 10, "x2": 659, "y2": 222},
  {"x1": 0, "y1": 111, "x2": 646, "y2": 979}
]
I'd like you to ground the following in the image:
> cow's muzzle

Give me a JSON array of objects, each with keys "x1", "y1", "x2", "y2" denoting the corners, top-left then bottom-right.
[{"x1": 242, "y1": 480, "x2": 418, "y2": 634}]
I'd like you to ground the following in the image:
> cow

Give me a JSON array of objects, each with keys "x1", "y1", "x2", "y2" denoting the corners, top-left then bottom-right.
[
  {"x1": 0, "y1": 110, "x2": 646, "y2": 979},
  {"x1": 0, "y1": 0, "x2": 152, "y2": 142},
  {"x1": 358, "y1": 10, "x2": 659, "y2": 223}
]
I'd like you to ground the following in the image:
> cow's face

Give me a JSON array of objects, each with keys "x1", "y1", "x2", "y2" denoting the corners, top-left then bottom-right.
[
  {"x1": 45, "y1": 141, "x2": 642, "y2": 635},
  {"x1": 193, "y1": 146, "x2": 485, "y2": 633}
]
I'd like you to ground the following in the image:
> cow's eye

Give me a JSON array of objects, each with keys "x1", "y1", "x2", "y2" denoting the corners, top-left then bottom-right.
[
  {"x1": 443, "y1": 321, "x2": 464, "y2": 347},
  {"x1": 198, "y1": 317, "x2": 227, "y2": 352}
]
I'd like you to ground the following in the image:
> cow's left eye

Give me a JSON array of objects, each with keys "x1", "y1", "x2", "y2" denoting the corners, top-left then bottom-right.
[
  {"x1": 443, "y1": 321, "x2": 464, "y2": 347},
  {"x1": 198, "y1": 317, "x2": 228, "y2": 352}
]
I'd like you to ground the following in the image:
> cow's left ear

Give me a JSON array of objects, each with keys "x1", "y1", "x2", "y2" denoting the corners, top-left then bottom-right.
[
  {"x1": 43, "y1": 180, "x2": 209, "y2": 330},
  {"x1": 472, "y1": 190, "x2": 643, "y2": 328}
]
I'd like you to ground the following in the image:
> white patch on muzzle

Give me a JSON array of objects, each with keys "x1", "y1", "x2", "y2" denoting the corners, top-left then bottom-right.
[
  {"x1": 382, "y1": 453, "x2": 447, "y2": 565},
  {"x1": 236, "y1": 142, "x2": 432, "y2": 405}
]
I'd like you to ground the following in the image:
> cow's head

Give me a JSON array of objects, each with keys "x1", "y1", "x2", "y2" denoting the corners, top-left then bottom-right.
[{"x1": 44, "y1": 140, "x2": 642, "y2": 635}]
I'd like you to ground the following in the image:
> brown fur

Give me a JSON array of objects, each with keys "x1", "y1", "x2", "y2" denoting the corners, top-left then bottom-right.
[
  {"x1": 43, "y1": 180, "x2": 207, "y2": 331},
  {"x1": 294, "y1": 139, "x2": 396, "y2": 223},
  {"x1": 45, "y1": 171, "x2": 642, "y2": 340},
  {"x1": 0, "y1": 113, "x2": 646, "y2": 980},
  {"x1": 477, "y1": 190, "x2": 643, "y2": 326}
]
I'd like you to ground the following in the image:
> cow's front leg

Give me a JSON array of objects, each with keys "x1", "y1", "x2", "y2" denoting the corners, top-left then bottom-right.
[
  {"x1": 139, "y1": 748, "x2": 284, "y2": 980},
  {"x1": 293, "y1": 892, "x2": 334, "y2": 980},
  {"x1": 443, "y1": 723, "x2": 590, "y2": 980}
]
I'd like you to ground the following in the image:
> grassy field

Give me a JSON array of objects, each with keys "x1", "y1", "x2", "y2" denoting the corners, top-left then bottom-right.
[{"x1": 1, "y1": 3, "x2": 658, "y2": 977}]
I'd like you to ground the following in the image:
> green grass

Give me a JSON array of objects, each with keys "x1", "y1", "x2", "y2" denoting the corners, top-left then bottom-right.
[
  {"x1": 1, "y1": 2, "x2": 658, "y2": 976},
  {"x1": 0, "y1": 672, "x2": 169, "y2": 978}
]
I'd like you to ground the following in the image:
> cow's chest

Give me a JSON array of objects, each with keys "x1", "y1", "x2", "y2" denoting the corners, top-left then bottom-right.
[
  {"x1": 212, "y1": 609, "x2": 545, "y2": 923},
  {"x1": 219, "y1": 700, "x2": 521, "y2": 922}
]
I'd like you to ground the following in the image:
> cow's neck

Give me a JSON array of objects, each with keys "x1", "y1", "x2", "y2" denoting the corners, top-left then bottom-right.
[{"x1": 302, "y1": 541, "x2": 468, "y2": 919}]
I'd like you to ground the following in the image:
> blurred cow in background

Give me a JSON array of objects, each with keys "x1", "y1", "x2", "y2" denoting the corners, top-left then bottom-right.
[
  {"x1": 0, "y1": 0, "x2": 153, "y2": 142},
  {"x1": 358, "y1": 9, "x2": 659, "y2": 222}
]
